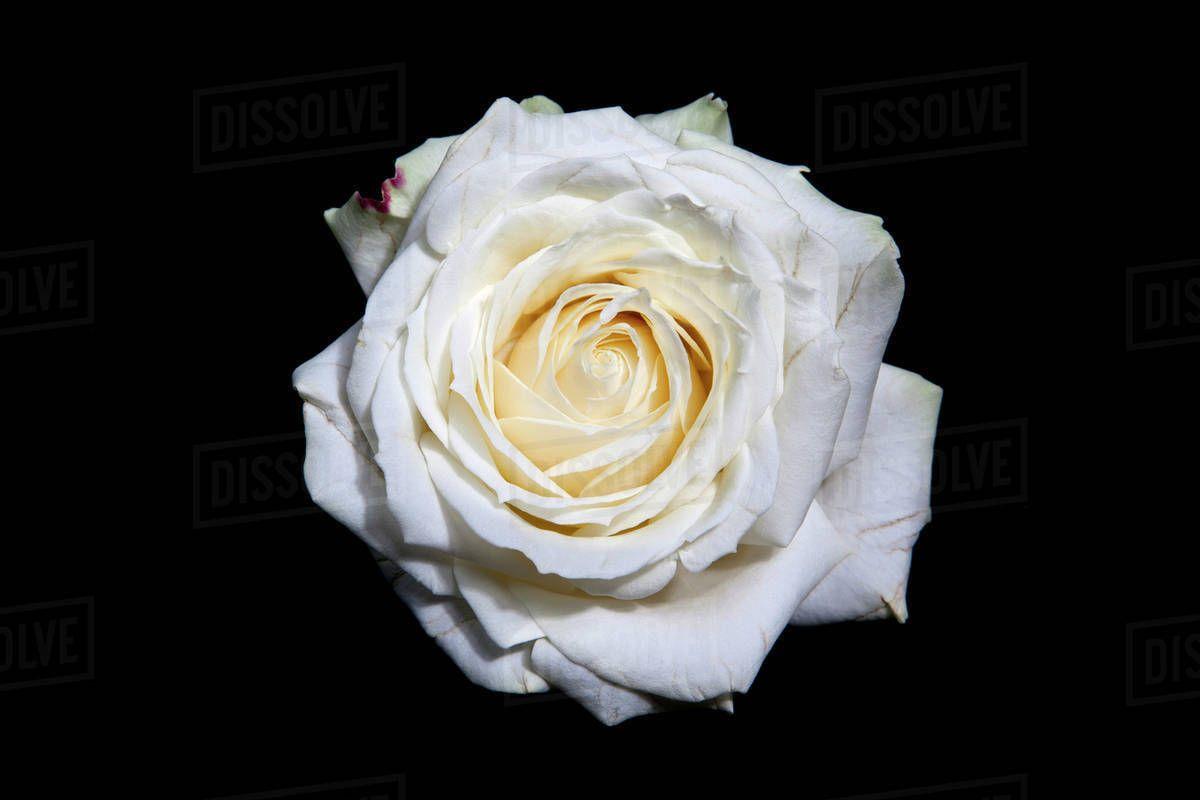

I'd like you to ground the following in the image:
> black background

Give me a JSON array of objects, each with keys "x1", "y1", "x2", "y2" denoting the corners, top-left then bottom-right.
[{"x1": 1, "y1": 35, "x2": 1195, "y2": 799}]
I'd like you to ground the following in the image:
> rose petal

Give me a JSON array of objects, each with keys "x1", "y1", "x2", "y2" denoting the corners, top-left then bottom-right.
[
  {"x1": 325, "y1": 136, "x2": 454, "y2": 294},
  {"x1": 420, "y1": 430, "x2": 717, "y2": 579},
  {"x1": 673, "y1": 130, "x2": 904, "y2": 470},
  {"x1": 530, "y1": 640, "x2": 735, "y2": 726},
  {"x1": 402, "y1": 98, "x2": 679, "y2": 255},
  {"x1": 509, "y1": 501, "x2": 852, "y2": 702},
  {"x1": 827, "y1": 248, "x2": 904, "y2": 472},
  {"x1": 518, "y1": 95, "x2": 564, "y2": 114},
  {"x1": 674, "y1": 130, "x2": 897, "y2": 289},
  {"x1": 405, "y1": 193, "x2": 778, "y2": 535},
  {"x1": 742, "y1": 279, "x2": 850, "y2": 547},
  {"x1": 371, "y1": 337, "x2": 561, "y2": 584},
  {"x1": 664, "y1": 148, "x2": 841, "y2": 324},
  {"x1": 568, "y1": 556, "x2": 679, "y2": 600},
  {"x1": 792, "y1": 364, "x2": 942, "y2": 624},
  {"x1": 293, "y1": 324, "x2": 457, "y2": 596},
  {"x1": 452, "y1": 561, "x2": 545, "y2": 648},
  {"x1": 637, "y1": 94, "x2": 733, "y2": 145},
  {"x1": 530, "y1": 640, "x2": 665, "y2": 724},
  {"x1": 676, "y1": 412, "x2": 778, "y2": 570},
  {"x1": 390, "y1": 572, "x2": 548, "y2": 694},
  {"x1": 345, "y1": 239, "x2": 444, "y2": 450}
]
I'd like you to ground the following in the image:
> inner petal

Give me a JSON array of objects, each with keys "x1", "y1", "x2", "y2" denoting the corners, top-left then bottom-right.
[{"x1": 557, "y1": 322, "x2": 637, "y2": 419}]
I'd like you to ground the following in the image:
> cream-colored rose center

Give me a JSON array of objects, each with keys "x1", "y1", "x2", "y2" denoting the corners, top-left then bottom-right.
[{"x1": 491, "y1": 282, "x2": 710, "y2": 500}]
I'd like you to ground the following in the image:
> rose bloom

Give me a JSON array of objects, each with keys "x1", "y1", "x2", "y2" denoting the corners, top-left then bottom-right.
[{"x1": 294, "y1": 95, "x2": 942, "y2": 724}]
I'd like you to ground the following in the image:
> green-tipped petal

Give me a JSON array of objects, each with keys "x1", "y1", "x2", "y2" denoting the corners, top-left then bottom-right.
[
  {"x1": 324, "y1": 135, "x2": 455, "y2": 293},
  {"x1": 519, "y1": 95, "x2": 564, "y2": 114},
  {"x1": 637, "y1": 93, "x2": 733, "y2": 144}
]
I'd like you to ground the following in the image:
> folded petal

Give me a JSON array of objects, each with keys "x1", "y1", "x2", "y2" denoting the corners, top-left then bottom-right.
[
  {"x1": 401, "y1": 98, "x2": 679, "y2": 255},
  {"x1": 371, "y1": 339, "x2": 556, "y2": 584},
  {"x1": 530, "y1": 640, "x2": 663, "y2": 724},
  {"x1": 677, "y1": 413, "x2": 778, "y2": 570},
  {"x1": 452, "y1": 561, "x2": 545, "y2": 648},
  {"x1": 294, "y1": 324, "x2": 456, "y2": 596},
  {"x1": 568, "y1": 556, "x2": 679, "y2": 600},
  {"x1": 827, "y1": 248, "x2": 904, "y2": 472},
  {"x1": 390, "y1": 572, "x2": 548, "y2": 694},
  {"x1": 672, "y1": 130, "x2": 904, "y2": 469},
  {"x1": 323, "y1": 199, "x2": 407, "y2": 296},
  {"x1": 420, "y1": 429, "x2": 715, "y2": 580},
  {"x1": 792, "y1": 364, "x2": 943, "y2": 624},
  {"x1": 510, "y1": 502, "x2": 852, "y2": 702},
  {"x1": 664, "y1": 147, "x2": 840, "y2": 322},
  {"x1": 347, "y1": 239, "x2": 445, "y2": 450},
  {"x1": 743, "y1": 280, "x2": 849, "y2": 547},
  {"x1": 530, "y1": 639, "x2": 734, "y2": 725},
  {"x1": 300, "y1": 402, "x2": 457, "y2": 596},
  {"x1": 674, "y1": 129, "x2": 897, "y2": 284}
]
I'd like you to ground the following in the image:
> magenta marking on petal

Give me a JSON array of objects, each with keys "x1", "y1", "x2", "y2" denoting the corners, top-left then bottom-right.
[
  {"x1": 354, "y1": 189, "x2": 389, "y2": 214},
  {"x1": 353, "y1": 167, "x2": 403, "y2": 214}
]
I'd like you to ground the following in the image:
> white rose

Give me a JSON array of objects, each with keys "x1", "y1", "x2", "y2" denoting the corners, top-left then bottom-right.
[{"x1": 294, "y1": 95, "x2": 942, "y2": 724}]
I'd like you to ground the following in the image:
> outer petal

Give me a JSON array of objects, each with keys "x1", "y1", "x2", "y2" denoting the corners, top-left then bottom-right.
[
  {"x1": 370, "y1": 339, "x2": 556, "y2": 584},
  {"x1": 637, "y1": 94, "x2": 733, "y2": 145},
  {"x1": 401, "y1": 98, "x2": 680, "y2": 255},
  {"x1": 664, "y1": 148, "x2": 841, "y2": 321},
  {"x1": 293, "y1": 324, "x2": 456, "y2": 596},
  {"x1": 347, "y1": 240, "x2": 445, "y2": 449},
  {"x1": 529, "y1": 640, "x2": 734, "y2": 726},
  {"x1": 569, "y1": 557, "x2": 679, "y2": 601},
  {"x1": 676, "y1": 414, "x2": 778, "y2": 570},
  {"x1": 386, "y1": 570, "x2": 549, "y2": 695},
  {"x1": 509, "y1": 502, "x2": 852, "y2": 703},
  {"x1": 742, "y1": 279, "x2": 850, "y2": 547},
  {"x1": 827, "y1": 249, "x2": 904, "y2": 472},
  {"x1": 673, "y1": 130, "x2": 904, "y2": 470},
  {"x1": 452, "y1": 561, "x2": 544, "y2": 648},
  {"x1": 792, "y1": 364, "x2": 943, "y2": 624},
  {"x1": 325, "y1": 136, "x2": 455, "y2": 293},
  {"x1": 531, "y1": 640, "x2": 663, "y2": 724},
  {"x1": 674, "y1": 130, "x2": 896, "y2": 291}
]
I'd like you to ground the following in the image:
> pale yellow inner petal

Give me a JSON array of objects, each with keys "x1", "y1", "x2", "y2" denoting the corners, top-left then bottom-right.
[{"x1": 487, "y1": 278, "x2": 712, "y2": 501}]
